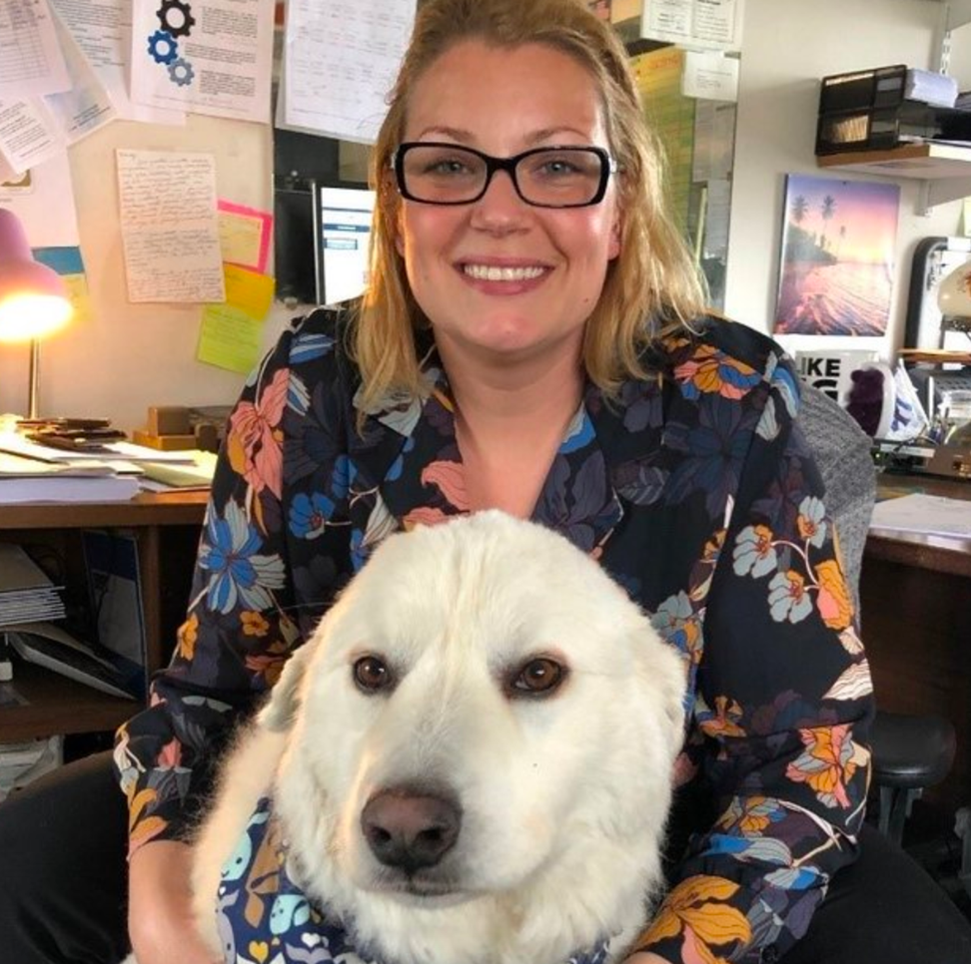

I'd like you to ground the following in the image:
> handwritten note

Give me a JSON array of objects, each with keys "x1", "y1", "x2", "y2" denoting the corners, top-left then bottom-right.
[
  {"x1": 283, "y1": 0, "x2": 416, "y2": 143},
  {"x1": 116, "y1": 149, "x2": 225, "y2": 303}
]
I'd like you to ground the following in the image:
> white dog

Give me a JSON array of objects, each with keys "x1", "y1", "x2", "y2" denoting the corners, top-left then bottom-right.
[{"x1": 126, "y1": 511, "x2": 686, "y2": 964}]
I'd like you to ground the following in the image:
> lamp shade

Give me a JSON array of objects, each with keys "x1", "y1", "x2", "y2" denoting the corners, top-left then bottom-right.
[
  {"x1": 937, "y1": 257, "x2": 971, "y2": 319},
  {"x1": 0, "y1": 207, "x2": 73, "y2": 342}
]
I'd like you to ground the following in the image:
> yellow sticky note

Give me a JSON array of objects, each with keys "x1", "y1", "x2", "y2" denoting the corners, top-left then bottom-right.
[
  {"x1": 197, "y1": 304, "x2": 263, "y2": 374},
  {"x1": 63, "y1": 273, "x2": 92, "y2": 325},
  {"x1": 223, "y1": 264, "x2": 275, "y2": 320},
  {"x1": 217, "y1": 200, "x2": 273, "y2": 272}
]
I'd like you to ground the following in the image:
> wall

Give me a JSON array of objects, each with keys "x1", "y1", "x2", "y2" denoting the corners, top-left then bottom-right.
[
  {"x1": 0, "y1": 114, "x2": 275, "y2": 432},
  {"x1": 4, "y1": 1, "x2": 967, "y2": 429},
  {"x1": 725, "y1": 0, "x2": 967, "y2": 359}
]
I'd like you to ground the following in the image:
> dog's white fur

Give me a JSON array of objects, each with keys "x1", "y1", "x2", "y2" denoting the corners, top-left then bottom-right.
[{"x1": 127, "y1": 512, "x2": 686, "y2": 964}]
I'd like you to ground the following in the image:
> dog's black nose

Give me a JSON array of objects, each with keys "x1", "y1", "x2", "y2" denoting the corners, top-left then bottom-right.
[{"x1": 361, "y1": 788, "x2": 462, "y2": 874}]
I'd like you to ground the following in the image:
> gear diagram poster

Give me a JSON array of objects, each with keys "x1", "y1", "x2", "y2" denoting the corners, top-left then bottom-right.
[{"x1": 130, "y1": 0, "x2": 274, "y2": 123}]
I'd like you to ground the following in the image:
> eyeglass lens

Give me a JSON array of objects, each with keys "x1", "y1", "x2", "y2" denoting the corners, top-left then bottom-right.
[{"x1": 399, "y1": 145, "x2": 606, "y2": 206}]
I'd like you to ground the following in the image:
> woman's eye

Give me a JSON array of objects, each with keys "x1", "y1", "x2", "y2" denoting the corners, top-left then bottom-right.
[
  {"x1": 353, "y1": 655, "x2": 394, "y2": 693},
  {"x1": 425, "y1": 159, "x2": 470, "y2": 176},
  {"x1": 510, "y1": 657, "x2": 567, "y2": 697}
]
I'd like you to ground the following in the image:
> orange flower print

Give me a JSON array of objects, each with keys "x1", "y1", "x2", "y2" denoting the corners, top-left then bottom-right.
[
  {"x1": 716, "y1": 796, "x2": 783, "y2": 835},
  {"x1": 245, "y1": 651, "x2": 288, "y2": 687},
  {"x1": 241, "y1": 611, "x2": 270, "y2": 637},
  {"x1": 675, "y1": 345, "x2": 761, "y2": 402},
  {"x1": 176, "y1": 613, "x2": 199, "y2": 661},
  {"x1": 635, "y1": 875, "x2": 751, "y2": 964},
  {"x1": 814, "y1": 559, "x2": 853, "y2": 630},
  {"x1": 786, "y1": 724, "x2": 865, "y2": 809},
  {"x1": 699, "y1": 695, "x2": 746, "y2": 739}
]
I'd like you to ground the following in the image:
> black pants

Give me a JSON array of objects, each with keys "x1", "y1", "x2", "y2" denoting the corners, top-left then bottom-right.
[{"x1": 1, "y1": 752, "x2": 970, "y2": 964}]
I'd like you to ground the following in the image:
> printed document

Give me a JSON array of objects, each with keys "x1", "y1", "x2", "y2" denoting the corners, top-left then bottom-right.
[
  {"x1": 116, "y1": 148, "x2": 225, "y2": 303},
  {"x1": 129, "y1": 0, "x2": 274, "y2": 123},
  {"x1": 0, "y1": 0, "x2": 71, "y2": 98},
  {"x1": 49, "y1": 0, "x2": 184, "y2": 124},
  {"x1": 42, "y1": 8, "x2": 116, "y2": 144},
  {"x1": 642, "y1": 0, "x2": 745, "y2": 52},
  {"x1": 283, "y1": 0, "x2": 416, "y2": 143},
  {"x1": 0, "y1": 96, "x2": 61, "y2": 176}
]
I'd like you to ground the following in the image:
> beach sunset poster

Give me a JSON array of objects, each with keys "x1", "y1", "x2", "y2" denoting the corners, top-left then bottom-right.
[{"x1": 774, "y1": 174, "x2": 900, "y2": 336}]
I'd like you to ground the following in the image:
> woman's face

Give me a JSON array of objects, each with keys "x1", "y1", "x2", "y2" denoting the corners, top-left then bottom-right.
[{"x1": 395, "y1": 40, "x2": 621, "y2": 370}]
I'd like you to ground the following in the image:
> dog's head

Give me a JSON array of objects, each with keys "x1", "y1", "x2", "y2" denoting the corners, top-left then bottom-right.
[{"x1": 263, "y1": 512, "x2": 685, "y2": 961}]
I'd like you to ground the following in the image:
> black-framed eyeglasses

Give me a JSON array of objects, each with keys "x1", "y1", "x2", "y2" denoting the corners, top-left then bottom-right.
[{"x1": 392, "y1": 142, "x2": 617, "y2": 208}]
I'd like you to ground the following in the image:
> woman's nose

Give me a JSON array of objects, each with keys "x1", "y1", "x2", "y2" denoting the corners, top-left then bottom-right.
[{"x1": 469, "y1": 169, "x2": 531, "y2": 233}]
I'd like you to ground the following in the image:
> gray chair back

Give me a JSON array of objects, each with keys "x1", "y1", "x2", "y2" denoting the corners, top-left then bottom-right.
[{"x1": 796, "y1": 384, "x2": 877, "y2": 610}]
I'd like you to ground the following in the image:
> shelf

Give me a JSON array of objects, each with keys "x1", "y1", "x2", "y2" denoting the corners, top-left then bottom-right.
[
  {"x1": 817, "y1": 142, "x2": 971, "y2": 214},
  {"x1": 1, "y1": 661, "x2": 138, "y2": 743}
]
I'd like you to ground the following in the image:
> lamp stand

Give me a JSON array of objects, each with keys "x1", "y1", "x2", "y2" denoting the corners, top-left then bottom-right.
[{"x1": 28, "y1": 338, "x2": 40, "y2": 420}]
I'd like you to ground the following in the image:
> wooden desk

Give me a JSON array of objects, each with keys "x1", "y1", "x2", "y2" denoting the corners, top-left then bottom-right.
[
  {"x1": 0, "y1": 492, "x2": 208, "y2": 743},
  {"x1": 862, "y1": 473, "x2": 971, "y2": 816}
]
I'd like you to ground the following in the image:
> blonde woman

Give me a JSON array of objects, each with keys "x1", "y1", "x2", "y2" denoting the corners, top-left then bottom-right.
[{"x1": 2, "y1": 2, "x2": 969, "y2": 964}]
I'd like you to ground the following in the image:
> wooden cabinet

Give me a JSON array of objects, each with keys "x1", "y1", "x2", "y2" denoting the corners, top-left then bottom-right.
[{"x1": 0, "y1": 493, "x2": 207, "y2": 743}]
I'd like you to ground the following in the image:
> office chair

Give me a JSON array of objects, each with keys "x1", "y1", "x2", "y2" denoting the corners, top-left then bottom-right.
[{"x1": 797, "y1": 382, "x2": 956, "y2": 847}]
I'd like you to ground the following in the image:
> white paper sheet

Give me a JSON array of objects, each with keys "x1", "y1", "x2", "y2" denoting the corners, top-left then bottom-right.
[
  {"x1": 869, "y1": 493, "x2": 971, "y2": 540},
  {"x1": 42, "y1": 8, "x2": 116, "y2": 144},
  {"x1": 642, "y1": 0, "x2": 744, "y2": 52},
  {"x1": 49, "y1": 0, "x2": 184, "y2": 125},
  {"x1": 283, "y1": 0, "x2": 416, "y2": 144},
  {"x1": 116, "y1": 148, "x2": 226, "y2": 303},
  {"x1": 682, "y1": 50, "x2": 739, "y2": 102},
  {"x1": 0, "y1": 150, "x2": 79, "y2": 248},
  {"x1": 0, "y1": 0, "x2": 72, "y2": 98},
  {"x1": 129, "y1": 0, "x2": 274, "y2": 123},
  {"x1": 0, "y1": 96, "x2": 62, "y2": 175}
]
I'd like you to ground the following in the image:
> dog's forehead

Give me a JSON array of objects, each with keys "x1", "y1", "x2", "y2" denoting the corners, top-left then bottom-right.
[{"x1": 317, "y1": 515, "x2": 644, "y2": 670}]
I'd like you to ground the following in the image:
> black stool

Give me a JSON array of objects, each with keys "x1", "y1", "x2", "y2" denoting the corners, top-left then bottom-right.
[{"x1": 870, "y1": 711, "x2": 956, "y2": 846}]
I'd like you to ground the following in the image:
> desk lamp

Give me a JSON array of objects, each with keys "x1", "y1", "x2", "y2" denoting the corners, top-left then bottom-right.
[{"x1": 0, "y1": 207, "x2": 73, "y2": 419}]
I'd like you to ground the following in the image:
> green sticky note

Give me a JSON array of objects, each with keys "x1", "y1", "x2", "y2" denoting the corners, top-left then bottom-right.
[{"x1": 197, "y1": 303, "x2": 263, "y2": 374}]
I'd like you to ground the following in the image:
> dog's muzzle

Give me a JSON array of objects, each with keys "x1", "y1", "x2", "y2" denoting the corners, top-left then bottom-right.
[{"x1": 361, "y1": 787, "x2": 462, "y2": 876}]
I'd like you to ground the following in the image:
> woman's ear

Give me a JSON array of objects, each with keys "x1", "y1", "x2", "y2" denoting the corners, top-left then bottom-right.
[{"x1": 608, "y1": 213, "x2": 622, "y2": 260}]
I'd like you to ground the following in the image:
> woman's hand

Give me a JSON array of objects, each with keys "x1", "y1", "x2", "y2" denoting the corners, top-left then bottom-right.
[
  {"x1": 128, "y1": 839, "x2": 219, "y2": 964},
  {"x1": 623, "y1": 953, "x2": 670, "y2": 964}
]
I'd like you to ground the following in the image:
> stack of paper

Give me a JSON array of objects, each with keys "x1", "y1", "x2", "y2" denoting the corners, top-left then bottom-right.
[
  {"x1": 905, "y1": 68, "x2": 958, "y2": 109},
  {"x1": 0, "y1": 545, "x2": 66, "y2": 628},
  {"x1": 0, "y1": 451, "x2": 140, "y2": 504},
  {"x1": 869, "y1": 493, "x2": 971, "y2": 539}
]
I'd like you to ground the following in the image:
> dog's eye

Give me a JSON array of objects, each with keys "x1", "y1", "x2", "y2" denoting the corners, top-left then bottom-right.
[
  {"x1": 510, "y1": 658, "x2": 566, "y2": 697},
  {"x1": 353, "y1": 655, "x2": 393, "y2": 693}
]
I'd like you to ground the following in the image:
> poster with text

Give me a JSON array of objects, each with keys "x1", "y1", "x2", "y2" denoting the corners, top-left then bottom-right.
[{"x1": 774, "y1": 174, "x2": 899, "y2": 337}]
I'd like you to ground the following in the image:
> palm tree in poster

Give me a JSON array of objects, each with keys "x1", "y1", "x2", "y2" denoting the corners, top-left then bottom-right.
[
  {"x1": 791, "y1": 194, "x2": 808, "y2": 225},
  {"x1": 820, "y1": 194, "x2": 836, "y2": 250}
]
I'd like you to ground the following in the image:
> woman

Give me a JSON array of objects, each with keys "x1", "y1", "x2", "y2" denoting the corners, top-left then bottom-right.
[{"x1": 2, "y1": 1, "x2": 970, "y2": 963}]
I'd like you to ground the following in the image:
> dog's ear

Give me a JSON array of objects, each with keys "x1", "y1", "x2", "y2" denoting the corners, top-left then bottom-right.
[{"x1": 259, "y1": 640, "x2": 316, "y2": 732}]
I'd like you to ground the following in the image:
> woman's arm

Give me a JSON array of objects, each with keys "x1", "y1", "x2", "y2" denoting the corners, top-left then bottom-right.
[
  {"x1": 635, "y1": 354, "x2": 873, "y2": 963},
  {"x1": 115, "y1": 310, "x2": 355, "y2": 958}
]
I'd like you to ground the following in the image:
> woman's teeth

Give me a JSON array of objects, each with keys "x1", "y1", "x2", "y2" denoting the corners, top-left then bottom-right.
[{"x1": 462, "y1": 264, "x2": 545, "y2": 281}]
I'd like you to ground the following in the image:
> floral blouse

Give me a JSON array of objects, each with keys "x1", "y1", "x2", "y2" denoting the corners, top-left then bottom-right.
[{"x1": 114, "y1": 307, "x2": 873, "y2": 964}]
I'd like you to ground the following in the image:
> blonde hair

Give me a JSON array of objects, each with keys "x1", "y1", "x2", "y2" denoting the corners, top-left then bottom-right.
[{"x1": 353, "y1": 0, "x2": 707, "y2": 413}]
